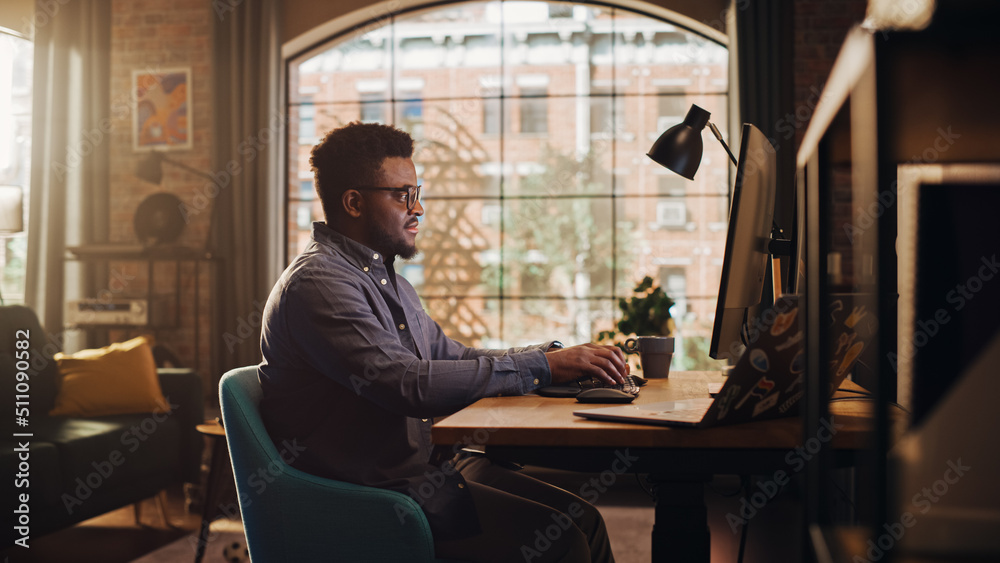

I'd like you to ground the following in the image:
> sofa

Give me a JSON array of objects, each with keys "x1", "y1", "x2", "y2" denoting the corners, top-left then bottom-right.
[{"x1": 0, "y1": 305, "x2": 203, "y2": 547}]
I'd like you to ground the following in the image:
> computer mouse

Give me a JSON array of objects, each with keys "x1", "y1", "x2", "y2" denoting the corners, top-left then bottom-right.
[{"x1": 575, "y1": 388, "x2": 637, "y2": 404}]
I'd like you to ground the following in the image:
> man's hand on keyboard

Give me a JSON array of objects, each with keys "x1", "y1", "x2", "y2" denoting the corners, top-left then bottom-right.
[{"x1": 545, "y1": 344, "x2": 629, "y2": 386}]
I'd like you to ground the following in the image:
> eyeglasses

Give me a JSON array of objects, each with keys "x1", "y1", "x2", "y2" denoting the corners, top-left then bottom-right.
[{"x1": 354, "y1": 184, "x2": 422, "y2": 211}]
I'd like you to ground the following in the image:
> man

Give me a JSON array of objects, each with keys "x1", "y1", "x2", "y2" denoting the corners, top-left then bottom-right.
[{"x1": 259, "y1": 122, "x2": 627, "y2": 562}]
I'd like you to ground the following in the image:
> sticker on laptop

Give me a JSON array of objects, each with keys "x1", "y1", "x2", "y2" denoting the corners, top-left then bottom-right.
[
  {"x1": 790, "y1": 350, "x2": 805, "y2": 374},
  {"x1": 835, "y1": 342, "x2": 865, "y2": 378},
  {"x1": 776, "y1": 330, "x2": 803, "y2": 352},
  {"x1": 845, "y1": 305, "x2": 869, "y2": 328},
  {"x1": 779, "y1": 390, "x2": 803, "y2": 413},
  {"x1": 834, "y1": 331, "x2": 858, "y2": 356},
  {"x1": 785, "y1": 373, "x2": 803, "y2": 394},
  {"x1": 750, "y1": 349, "x2": 770, "y2": 372},
  {"x1": 770, "y1": 308, "x2": 799, "y2": 336},
  {"x1": 828, "y1": 299, "x2": 844, "y2": 327},
  {"x1": 736, "y1": 376, "x2": 775, "y2": 410},
  {"x1": 716, "y1": 386, "x2": 741, "y2": 420},
  {"x1": 752, "y1": 391, "x2": 780, "y2": 417}
]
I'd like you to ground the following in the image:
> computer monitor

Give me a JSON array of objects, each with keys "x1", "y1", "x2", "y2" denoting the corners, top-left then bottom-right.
[{"x1": 709, "y1": 124, "x2": 778, "y2": 360}]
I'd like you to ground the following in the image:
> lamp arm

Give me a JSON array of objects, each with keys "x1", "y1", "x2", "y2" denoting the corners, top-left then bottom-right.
[
  {"x1": 157, "y1": 155, "x2": 220, "y2": 254},
  {"x1": 707, "y1": 121, "x2": 738, "y2": 166},
  {"x1": 161, "y1": 155, "x2": 217, "y2": 183}
]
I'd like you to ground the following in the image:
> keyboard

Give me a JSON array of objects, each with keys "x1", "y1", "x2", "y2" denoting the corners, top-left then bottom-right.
[
  {"x1": 576, "y1": 375, "x2": 642, "y2": 395},
  {"x1": 536, "y1": 375, "x2": 643, "y2": 397}
]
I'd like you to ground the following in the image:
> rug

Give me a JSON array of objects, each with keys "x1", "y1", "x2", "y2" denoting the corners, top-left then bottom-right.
[
  {"x1": 131, "y1": 515, "x2": 653, "y2": 563},
  {"x1": 131, "y1": 518, "x2": 248, "y2": 563},
  {"x1": 130, "y1": 508, "x2": 654, "y2": 563}
]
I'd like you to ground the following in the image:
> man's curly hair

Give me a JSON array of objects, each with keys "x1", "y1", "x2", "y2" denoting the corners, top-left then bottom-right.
[{"x1": 309, "y1": 122, "x2": 414, "y2": 221}]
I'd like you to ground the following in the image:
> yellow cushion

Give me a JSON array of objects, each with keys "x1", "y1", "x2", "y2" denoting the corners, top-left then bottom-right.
[{"x1": 50, "y1": 336, "x2": 170, "y2": 417}]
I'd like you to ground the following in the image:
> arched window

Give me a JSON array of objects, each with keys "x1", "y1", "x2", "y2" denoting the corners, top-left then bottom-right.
[{"x1": 285, "y1": 1, "x2": 730, "y2": 369}]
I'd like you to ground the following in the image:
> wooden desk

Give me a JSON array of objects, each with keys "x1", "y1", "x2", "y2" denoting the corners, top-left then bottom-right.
[{"x1": 432, "y1": 372, "x2": 906, "y2": 562}]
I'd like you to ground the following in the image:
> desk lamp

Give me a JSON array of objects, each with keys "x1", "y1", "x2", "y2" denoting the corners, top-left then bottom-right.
[
  {"x1": 0, "y1": 185, "x2": 24, "y2": 305},
  {"x1": 648, "y1": 105, "x2": 792, "y2": 298},
  {"x1": 646, "y1": 104, "x2": 737, "y2": 177}
]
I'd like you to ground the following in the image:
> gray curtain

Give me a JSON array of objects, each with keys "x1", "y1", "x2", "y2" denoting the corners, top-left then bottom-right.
[
  {"x1": 735, "y1": 0, "x2": 794, "y2": 232},
  {"x1": 211, "y1": 0, "x2": 282, "y2": 382},
  {"x1": 26, "y1": 0, "x2": 111, "y2": 334},
  {"x1": 735, "y1": 0, "x2": 794, "y2": 302}
]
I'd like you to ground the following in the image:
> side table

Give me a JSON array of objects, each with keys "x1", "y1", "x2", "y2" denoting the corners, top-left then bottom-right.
[{"x1": 194, "y1": 419, "x2": 236, "y2": 563}]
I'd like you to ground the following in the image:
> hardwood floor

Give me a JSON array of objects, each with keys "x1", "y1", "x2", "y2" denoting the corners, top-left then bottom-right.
[
  {"x1": 3, "y1": 469, "x2": 807, "y2": 562},
  {"x1": 0, "y1": 485, "x2": 204, "y2": 563}
]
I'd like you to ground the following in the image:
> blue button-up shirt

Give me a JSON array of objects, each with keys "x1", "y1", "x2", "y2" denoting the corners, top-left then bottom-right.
[{"x1": 258, "y1": 222, "x2": 555, "y2": 538}]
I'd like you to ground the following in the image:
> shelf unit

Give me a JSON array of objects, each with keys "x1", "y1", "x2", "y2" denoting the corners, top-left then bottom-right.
[
  {"x1": 65, "y1": 244, "x2": 218, "y2": 384},
  {"x1": 796, "y1": 5, "x2": 1000, "y2": 561}
]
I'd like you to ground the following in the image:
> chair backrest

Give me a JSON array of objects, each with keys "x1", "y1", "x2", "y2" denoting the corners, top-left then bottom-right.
[{"x1": 219, "y1": 366, "x2": 443, "y2": 562}]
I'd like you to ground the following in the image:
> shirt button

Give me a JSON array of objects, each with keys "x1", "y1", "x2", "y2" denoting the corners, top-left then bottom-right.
[
  {"x1": 421, "y1": 418, "x2": 428, "y2": 422},
  {"x1": 533, "y1": 378, "x2": 540, "y2": 385},
  {"x1": 380, "y1": 279, "x2": 387, "y2": 285},
  {"x1": 363, "y1": 266, "x2": 369, "y2": 272},
  {"x1": 398, "y1": 323, "x2": 406, "y2": 330},
  {"x1": 373, "y1": 253, "x2": 379, "y2": 260},
  {"x1": 458, "y1": 483, "x2": 465, "y2": 489}
]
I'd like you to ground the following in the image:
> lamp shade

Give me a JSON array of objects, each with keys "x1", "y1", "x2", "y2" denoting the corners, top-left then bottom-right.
[
  {"x1": 136, "y1": 151, "x2": 165, "y2": 185},
  {"x1": 646, "y1": 104, "x2": 711, "y2": 180},
  {"x1": 0, "y1": 185, "x2": 24, "y2": 233}
]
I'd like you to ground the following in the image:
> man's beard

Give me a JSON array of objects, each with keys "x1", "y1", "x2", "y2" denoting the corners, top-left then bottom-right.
[{"x1": 367, "y1": 221, "x2": 418, "y2": 260}]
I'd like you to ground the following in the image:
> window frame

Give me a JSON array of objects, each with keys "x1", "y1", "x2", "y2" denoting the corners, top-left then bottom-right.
[{"x1": 280, "y1": 1, "x2": 731, "y2": 361}]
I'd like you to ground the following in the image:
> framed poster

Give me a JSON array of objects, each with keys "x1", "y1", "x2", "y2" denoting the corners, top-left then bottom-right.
[{"x1": 132, "y1": 67, "x2": 192, "y2": 151}]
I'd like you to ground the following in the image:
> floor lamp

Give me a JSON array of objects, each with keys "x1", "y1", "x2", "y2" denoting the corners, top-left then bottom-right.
[
  {"x1": 0, "y1": 185, "x2": 25, "y2": 305},
  {"x1": 136, "y1": 151, "x2": 219, "y2": 253},
  {"x1": 135, "y1": 152, "x2": 219, "y2": 376}
]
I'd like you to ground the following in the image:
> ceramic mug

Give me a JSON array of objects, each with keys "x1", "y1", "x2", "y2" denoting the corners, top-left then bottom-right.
[{"x1": 624, "y1": 336, "x2": 674, "y2": 378}]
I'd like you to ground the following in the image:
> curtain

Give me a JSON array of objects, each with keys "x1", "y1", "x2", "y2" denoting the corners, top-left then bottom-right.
[
  {"x1": 211, "y1": 0, "x2": 283, "y2": 381},
  {"x1": 26, "y1": 0, "x2": 110, "y2": 335},
  {"x1": 736, "y1": 0, "x2": 794, "y2": 230},
  {"x1": 735, "y1": 0, "x2": 794, "y2": 302}
]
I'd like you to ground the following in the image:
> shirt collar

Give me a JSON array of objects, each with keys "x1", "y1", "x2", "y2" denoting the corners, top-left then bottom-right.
[{"x1": 311, "y1": 222, "x2": 387, "y2": 270}]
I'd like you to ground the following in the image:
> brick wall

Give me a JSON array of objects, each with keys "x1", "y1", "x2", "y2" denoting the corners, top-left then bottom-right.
[
  {"x1": 107, "y1": 0, "x2": 213, "y2": 380},
  {"x1": 792, "y1": 0, "x2": 869, "y2": 288},
  {"x1": 792, "y1": 0, "x2": 869, "y2": 152}
]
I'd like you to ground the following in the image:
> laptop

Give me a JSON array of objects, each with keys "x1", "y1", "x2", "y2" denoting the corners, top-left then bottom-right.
[{"x1": 574, "y1": 294, "x2": 876, "y2": 428}]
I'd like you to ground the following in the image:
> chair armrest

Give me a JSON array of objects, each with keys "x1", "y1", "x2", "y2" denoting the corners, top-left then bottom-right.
[{"x1": 157, "y1": 368, "x2": 204, "y2": 483}]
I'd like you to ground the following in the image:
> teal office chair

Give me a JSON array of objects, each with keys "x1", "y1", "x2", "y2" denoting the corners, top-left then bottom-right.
[{"x1": 219, "y1": 366, "x2": 457, "y2": 562}]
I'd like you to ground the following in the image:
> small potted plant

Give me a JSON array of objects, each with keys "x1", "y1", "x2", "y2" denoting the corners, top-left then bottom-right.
[{"x1": 597, "y1": 276, "x2": 676, "y2": 377}]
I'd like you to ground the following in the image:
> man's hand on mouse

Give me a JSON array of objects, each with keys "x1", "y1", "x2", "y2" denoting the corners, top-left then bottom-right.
[{"x1": 545, "y1": 343, "x2": 630, "y2": 386}]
